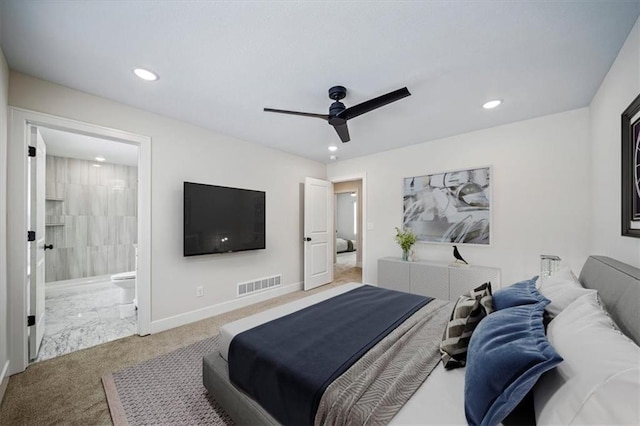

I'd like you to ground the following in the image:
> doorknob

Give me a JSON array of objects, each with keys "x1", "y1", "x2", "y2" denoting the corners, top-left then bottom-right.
[
  {"x1": 44, "y1": 244, "x2": 54, "y2": 250},
  {"x1": 304, "y1": 237, "x2": 312, "y2": 242}
]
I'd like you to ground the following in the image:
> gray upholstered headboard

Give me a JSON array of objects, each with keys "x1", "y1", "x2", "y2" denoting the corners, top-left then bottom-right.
[{"x1": 579, "y1": 256, "x2": 640, "y2": 346}]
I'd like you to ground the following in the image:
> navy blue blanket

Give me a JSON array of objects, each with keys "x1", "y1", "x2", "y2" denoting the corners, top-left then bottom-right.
[{"x1": 228, "y1": 285, "x2": 432, "y2": 425}]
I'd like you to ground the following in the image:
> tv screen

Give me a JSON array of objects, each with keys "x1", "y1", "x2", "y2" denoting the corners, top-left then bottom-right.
[{"x1": 184, "y1": 182, "x2": 265, "y2": 256}]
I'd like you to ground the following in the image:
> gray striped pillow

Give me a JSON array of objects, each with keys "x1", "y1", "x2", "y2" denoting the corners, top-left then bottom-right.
[{"x1": 440, "y1": 282, "x2": 493, "y2": 369}]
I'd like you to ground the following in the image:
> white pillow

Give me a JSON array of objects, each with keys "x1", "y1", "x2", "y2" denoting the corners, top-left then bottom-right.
[
  {"x1": 538, "y1": 266, "x2": 595, "y2": 318},
  {"x1": 534, "y1": 292, "x2": 640, "y2": 425}
]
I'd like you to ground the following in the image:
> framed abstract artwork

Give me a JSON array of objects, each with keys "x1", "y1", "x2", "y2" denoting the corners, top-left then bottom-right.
[
  {"x1": 622, "y1": 93, "x2": 640, "y2": 238},
  {"x1": 402, "y1": 166, "x2": 491, "y2": 245}
]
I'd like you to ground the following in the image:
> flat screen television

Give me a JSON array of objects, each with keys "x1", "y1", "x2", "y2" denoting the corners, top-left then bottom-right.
[{"x1": 183, "y1": 182, "x2": 265, "y2": 256}]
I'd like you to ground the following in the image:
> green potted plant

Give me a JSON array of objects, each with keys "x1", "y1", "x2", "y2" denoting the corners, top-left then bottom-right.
[{"x1": 395, "y1": 227, "x2": 417, "y2": 261}]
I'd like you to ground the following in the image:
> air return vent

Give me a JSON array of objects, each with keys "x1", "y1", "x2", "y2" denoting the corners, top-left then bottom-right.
[{"x1": 237, "y1": 274, "x2": 282, "y2": 297}]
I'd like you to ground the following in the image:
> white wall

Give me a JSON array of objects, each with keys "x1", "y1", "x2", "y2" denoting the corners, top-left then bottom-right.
[
  {"x1": 0, "y1": 47, "x2": 10, "y2": 396},
  {"x1": 328, "y1": 108, "x2": 591, "y2": 286},
  {"x1": 336, "y1": 193, "x2": 356, "y2": 241},
  {"x1": 8, "y1": 73, "x2": 325, "y2": 327},
  {"x1": 589, "y1": 17, "x2": 640, "y2": 268}
]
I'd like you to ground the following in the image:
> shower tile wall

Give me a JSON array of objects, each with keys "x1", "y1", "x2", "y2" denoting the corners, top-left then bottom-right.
[{"x1": 45, "y1": 155, "x2": 137, "y2": 282}]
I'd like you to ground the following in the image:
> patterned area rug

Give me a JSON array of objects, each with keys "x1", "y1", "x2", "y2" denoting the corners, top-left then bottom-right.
[{"x1": 102, "y1": 336, "x2": 234, "y2": 426}]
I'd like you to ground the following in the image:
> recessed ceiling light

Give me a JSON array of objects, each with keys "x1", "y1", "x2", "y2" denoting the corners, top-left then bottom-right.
[
  {"x1": 95, "y1": 156, "x2": 106, "y2": 162},
  {"x1": 482, "y1": 99, "x2": 502, "y2": 109},
  {"x1": 92, "y1": 164, "x2": 101, "y2": 168},
  {"x1": 134, "y1": 68, "x2": 159, "y2": 81},
  {"x1": 328, "y1": 145, "x2": 338, "y2": 152},
  {"x1": 329, "y1": 155, "x2": 337, "y2": 160}
]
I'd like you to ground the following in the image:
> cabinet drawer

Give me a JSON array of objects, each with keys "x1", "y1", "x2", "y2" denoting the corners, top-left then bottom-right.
[
  {"x1": 377, "y1": 258, "x2": 410, "y2": 293},
  {"x1": 410, "y1": 262, "x2": 449, "y2": 300}
]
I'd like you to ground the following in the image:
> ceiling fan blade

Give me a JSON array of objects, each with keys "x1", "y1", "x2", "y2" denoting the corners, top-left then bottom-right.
[
  {"x1": 263, "y1": 108, "x2": 329, "y2": 120},
  {"x1": 338, "y1": 87, "x2": 411, "y2": 121},
  {"x1": 333, "y1": 122, "x2": 350, "y2": 143}
]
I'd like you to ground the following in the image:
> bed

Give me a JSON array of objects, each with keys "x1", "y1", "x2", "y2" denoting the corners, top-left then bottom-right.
[
  {"x1": 203, "y1": 256, "x2": 640, "y2": 425},
  {"x1": 336, "y1": 237, "x2": 356, "y2": 253}
]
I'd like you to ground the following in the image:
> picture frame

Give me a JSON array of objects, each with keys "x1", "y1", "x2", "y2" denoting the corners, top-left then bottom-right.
[
  {"x1": 402, "y1": 166, "x2": 491, "y2": 245},
  {"x1": 621, "y1": 93, "x2": 640, "y2": 238}
]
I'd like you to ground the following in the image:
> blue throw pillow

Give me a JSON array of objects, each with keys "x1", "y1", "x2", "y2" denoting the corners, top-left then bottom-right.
[
  {"x1": 464, "y1": 301, "x2": 563, "y2": 426},
  {"x1": 492, "y1": 276, "x2": 545, "y2": 309}
]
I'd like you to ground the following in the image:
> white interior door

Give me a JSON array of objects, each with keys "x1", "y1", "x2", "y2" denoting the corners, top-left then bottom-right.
[
  {"x1": 29, "y1": 126, "x2": 46, "y2": 361},
  {"x1": 304, "y1": 177, "x2": 333, "y2": 290}
]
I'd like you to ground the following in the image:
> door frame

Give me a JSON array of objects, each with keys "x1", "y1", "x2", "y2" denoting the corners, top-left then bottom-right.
[
  {"x1": 330, "y1": 173, "x2": 367, "y2": 282},
  {"x1": 7, "y1": 107, "x2": 152, "y2": 374},
  {"x1": 333, "y1": 188, "x2": 360, "y2": 266},
  {"x1": 28, "y1": 126, "x2": 46, "y2": 360}
]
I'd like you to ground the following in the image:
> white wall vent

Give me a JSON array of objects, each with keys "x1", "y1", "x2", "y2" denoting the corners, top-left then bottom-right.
[{"x1": 237, "y1": 274, "x2": 282, "y2": 297}]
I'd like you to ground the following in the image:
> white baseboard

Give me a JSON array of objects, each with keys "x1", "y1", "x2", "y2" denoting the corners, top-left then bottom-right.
[
  {"x1": 0, "y1": 360, "x2": 10, "y2": 405},
  {"x1": 150, "y1": 281, "x2": 303, "y2": 334}
]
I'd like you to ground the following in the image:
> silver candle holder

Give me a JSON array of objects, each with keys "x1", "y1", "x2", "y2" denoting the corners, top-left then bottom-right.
[{"x1": 540, "y1": 254, "x2": 562, "y2": 283}]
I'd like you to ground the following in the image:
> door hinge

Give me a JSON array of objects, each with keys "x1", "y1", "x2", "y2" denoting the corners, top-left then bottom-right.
[
  {"x1": 28, "y1": 146, "x2": 36, "y2": 157},
  {"x1": 27, "y1": 315, "x2": 35, "y2": 326},
  {"x1": 27, "y1": 231, "x2": 35, "y2": 242}
]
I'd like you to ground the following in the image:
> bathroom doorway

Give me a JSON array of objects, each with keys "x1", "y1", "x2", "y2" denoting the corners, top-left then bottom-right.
[
  {"x1": 7, "y1": 107, "x2": 151, "y2": 374},
  {"x1": 32, "y1": 127, "x2": 140, "y2": 361}
]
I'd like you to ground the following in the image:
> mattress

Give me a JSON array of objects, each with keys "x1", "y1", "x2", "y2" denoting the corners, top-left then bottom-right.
[{"x1": 216, "y1": 282, "x2": 467, "y2": 424}]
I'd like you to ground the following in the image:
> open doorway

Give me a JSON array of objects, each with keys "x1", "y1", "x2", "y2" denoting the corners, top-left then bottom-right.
[
  {"x1": 33, "y1": 127, "x2": 139, "y2": 362},
  {"x1": 7, "y1": 108, "x2": 151, "y2": 375},
  {"x1": 333, "y1": 180, "x2": 363, "y2": 283}
]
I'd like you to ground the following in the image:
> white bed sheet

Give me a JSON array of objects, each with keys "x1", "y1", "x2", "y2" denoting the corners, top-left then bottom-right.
[
  {"x1": 392, "y1": 363, "x2": 467, "y2": 425},
  {"x1": 217, "y1": 282, "x2": 467, "y2": 425}
]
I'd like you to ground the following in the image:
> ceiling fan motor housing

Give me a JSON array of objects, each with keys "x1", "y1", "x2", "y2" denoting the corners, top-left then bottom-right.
[
  {"x1": 329, "y1": 101, "x2": 346, "y2": 119},
  {"x1": 328, "y1": 85, "x2": 347, "y2": 101}
]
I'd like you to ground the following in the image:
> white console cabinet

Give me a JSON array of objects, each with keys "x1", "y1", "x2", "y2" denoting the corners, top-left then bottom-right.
[{"x1": 377, "y1": 257, "x2": 501, "y2": 301}]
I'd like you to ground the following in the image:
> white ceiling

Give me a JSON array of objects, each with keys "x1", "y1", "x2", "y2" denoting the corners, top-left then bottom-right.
[
  {"x1": 1, "y1": 1, "x2": 639, "y2": 164},
  {"x1": 40, "y1": 127, "x2": 139, "y2": 167}
]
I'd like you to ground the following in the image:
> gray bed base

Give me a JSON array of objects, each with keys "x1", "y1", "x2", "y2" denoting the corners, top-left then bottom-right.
[
  {"x1": 203, "y1": 255, "x2": 640, "y2": 425},
  {"x1": 203, "y1": 350, "x2": 278, "y2": 426}
]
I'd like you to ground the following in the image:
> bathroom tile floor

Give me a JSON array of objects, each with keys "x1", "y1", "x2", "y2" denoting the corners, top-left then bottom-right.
[{"x1": 35, "y1": 282, "x2": 136, "y2": 362}]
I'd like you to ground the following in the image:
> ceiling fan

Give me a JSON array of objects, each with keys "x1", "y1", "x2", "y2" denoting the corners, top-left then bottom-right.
[{"x1": 264, "y1": 85, "x2": 411, "y2": 143}]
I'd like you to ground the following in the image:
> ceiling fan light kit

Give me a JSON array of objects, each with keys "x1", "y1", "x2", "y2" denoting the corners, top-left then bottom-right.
[{"x1": 264, "y1": 85, "x2": 411, "y2": 143}]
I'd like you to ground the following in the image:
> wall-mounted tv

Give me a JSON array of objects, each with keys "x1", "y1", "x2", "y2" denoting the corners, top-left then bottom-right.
[{"x1": 184, "y1": 182, "x2": 265, "y2": 256}]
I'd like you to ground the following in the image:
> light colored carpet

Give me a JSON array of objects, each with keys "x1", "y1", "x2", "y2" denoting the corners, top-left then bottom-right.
[
  {"x1": 103, "y1": 336, "x2": 232, "y2": 426},
  {"x1": 0, "y1": 271, "x2": 360, "y2": 425},
  {"x1": 334, "y1": 252, "x2": 360, "y2": 280}
]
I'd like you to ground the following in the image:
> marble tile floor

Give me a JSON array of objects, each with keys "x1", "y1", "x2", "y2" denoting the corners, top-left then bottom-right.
[{"x1": 35, "y1": 281, "x2": 136, "y2": 362}]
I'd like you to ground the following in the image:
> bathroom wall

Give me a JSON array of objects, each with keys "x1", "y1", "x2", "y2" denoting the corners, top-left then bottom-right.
[{"x1": 44, "y1": 155, "x2": 138, "y2": 282}]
